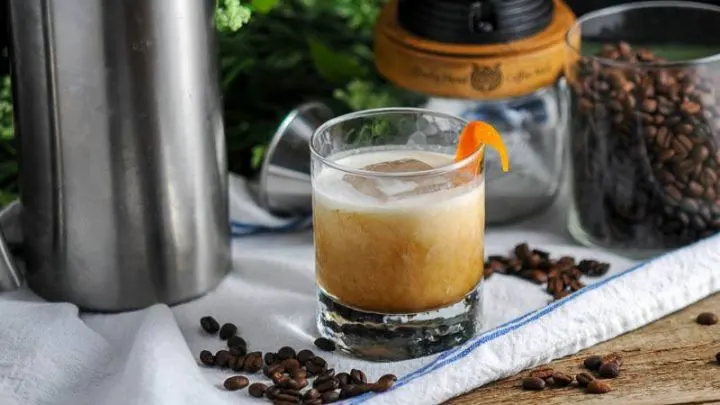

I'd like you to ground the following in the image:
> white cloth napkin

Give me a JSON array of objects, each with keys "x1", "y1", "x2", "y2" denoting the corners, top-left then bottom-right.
[{"x1": 1, "y1": 175, "x2": 719, "y2": 405}]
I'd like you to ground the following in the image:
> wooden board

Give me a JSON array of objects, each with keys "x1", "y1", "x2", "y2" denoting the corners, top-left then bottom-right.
[{"x1": 447, "y1": 293, "x2": 720, "y2": 405}]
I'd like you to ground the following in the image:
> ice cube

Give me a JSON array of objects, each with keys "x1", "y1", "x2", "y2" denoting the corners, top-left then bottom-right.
[
  {"x1": 362, "y1": 158, "x2": 434, "y2": 173},
  {"x1": 343, "y1": 158, "x2": 456, "y2": 201}
]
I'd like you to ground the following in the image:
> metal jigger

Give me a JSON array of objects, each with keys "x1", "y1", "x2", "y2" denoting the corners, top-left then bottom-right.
[{"x1": 253, "y1": 102, "x2": 335, "y2": 217}]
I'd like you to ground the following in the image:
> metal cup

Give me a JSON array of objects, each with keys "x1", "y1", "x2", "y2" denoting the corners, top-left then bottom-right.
[{"x1": 254, "y1": 102, "x2": 334, "y2": 217}]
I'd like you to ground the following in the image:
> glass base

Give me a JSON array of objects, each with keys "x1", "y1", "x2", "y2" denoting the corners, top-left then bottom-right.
[
  {"x1": 568, "y1": 204, "x2": 666, "y2": 260},
  {"x1": 316, "y1": 288, "x2": 480, "y2": 362}
]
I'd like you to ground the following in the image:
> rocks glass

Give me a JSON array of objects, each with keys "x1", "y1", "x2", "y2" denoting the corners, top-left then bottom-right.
[
  {"x1": 565, "y1": 2, "x2": 720, "y2": 258},
  {"x1": 310, "y1": 108, "x2": 485, "y2": 361}
]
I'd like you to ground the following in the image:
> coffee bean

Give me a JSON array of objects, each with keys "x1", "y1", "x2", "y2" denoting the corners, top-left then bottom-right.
[
  {"x1": 321, "y1": 391, "x2": 340, "y2": 403},
  {"x1": 264, "y1": 364, "x2": 284, "y2": 378},
  {"x1": 371, "y1": 374, "x2": 397, "y2": 392},
  {"x1": 350, "y1": 369, "x2": 367, "y2": 384},
  {"x1": 521, "y1": 377, "x2": 545, "y2": 391},
  {"x1": 336, "y1": 372, "x2": 350, "y2": 388},
  {"x1": 223, "y1": 375, "x2": 249, "y2": 391},
  {"x1": 228, "y1": 336, "x2": 247, "y2": 357},
  {"x1": 278, "y1": 346, "x2": 296, "y2": 360},
  {"x1": 265, "y1": 352, "x2": 278, "y2": 366},
  {"x1": 315, "y1": 377, "x2": 339, "y2": 393},
  {"x1": 697, "y1": 312, "x2": 718, "y2": 325},
  {"x1": 529, "y1": 367, "x2": 553, "y2": 380},
  {"x1": 273, "y1": 373, "x2": 290, "y2": 386},
  {"x1": 306, "y1": 356, "x2": 327, "y2": 375},
  {"x1": 296, "y1": 349, "x2": 315, "y2": 364},
  {"x1": 340, "y1": 384, "x2": 370, "y2": 398},
  {"x1": 215, "y1": 350, "x2": 232, "y2": 368},
  {"x1": 321, "y1": 368, "x2": 335, "y2": 378},
  {"x1": 586, "y1": 379, "x2": 612, "y2": 394},
  {"x1": 273, "y1": 400, "x2": 297, "y2": 405},
  {"x1": 303, "y1": 388, "x2": 321, "y2": 400},
  {"x1": 576, "y1": 372, "x2": 595, "y2": 388},
  {"x1": 243, "y1": 351, "x2": 264, "y2": 373},
  {"x1": 249, "y1": 382, "x2": 268, "y2": 398},
  {"x1": 265, "y1": 385, "x2": 280, "y2": 399},
  {"x1": 551, "y1": 372, "x2": 573, "y2": 387},
  {"x1": 294, "y1": 378, "x2": 309, "y2": 390},
  {"x1": 199, "y1": 350, "x2": 215, "y2": 366},
  {"x1": 598, "y1": 361, "x2": 620, "y2": 378},
  {"x1": 529, "y1": 270, "x2": 548, "y2": 284},
  {"x1": 602, "y1": 353, "x2": 623, "y2": 367},
  {"x1": 200, "y1": 316, "x2": 219, "y2": 334},
  {"x1": 303, "y1": 400, "x2": 322, "y2": 405},
  {"x1": 277, "y1": 377, "x2": 303, "y2": 390},
  {"x1": 715, "y1": 352, "x2": 720, "y2": 364},
  {"x1": 282, "y1": 358, "x2": 301, "y2": 372},
  {"x1": 313, "y1": 337, "x2": 336, "y2": 352},
  {"x1": 219, "y1": 323, "x2": 237, "y2": 340},
  {"x1": 279, "y1": 388, "x2": 302, "y2": 397},
  {"x1": 291, "y1": 368, "x2": 308, "y2": 380},
  {"x1": 583, "y1": 355, "x2": 603, "y2": 370},
  {"x1": 232, "y1": 355, "x2": 245, "y2": 371},
  {"x1": 274, "y1": 393, "x2": 301, "y2": 402}
]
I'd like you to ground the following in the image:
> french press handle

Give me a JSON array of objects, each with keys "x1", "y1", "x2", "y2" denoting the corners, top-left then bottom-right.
[{"x1": 0, "y1": 202, "x2": 23, "y2": 291}]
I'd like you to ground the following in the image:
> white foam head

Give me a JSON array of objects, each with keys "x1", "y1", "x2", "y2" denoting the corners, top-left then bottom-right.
[{"x1": 313, "y1": 149, "x2": 483, "y2": 212}]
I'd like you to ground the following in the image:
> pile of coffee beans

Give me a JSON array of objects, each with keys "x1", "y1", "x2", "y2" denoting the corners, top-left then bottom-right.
[
  {"x1": 570, "y1": 41, "x2": 720, "y2": 250},
  {"x1": 484, "y1": 243, "x2": 611, "y2": 301},
  {"x1": 197, "y1": 316, "x2": 395, "y2": 404},
  {"x1": 521, "y1": 352, "x2": 623, "y2": 395}
]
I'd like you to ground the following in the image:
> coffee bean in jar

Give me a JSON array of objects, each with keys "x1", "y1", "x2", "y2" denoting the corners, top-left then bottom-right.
[{"x1": 565, "y1": 2, "x2": 720, "y2": 257}]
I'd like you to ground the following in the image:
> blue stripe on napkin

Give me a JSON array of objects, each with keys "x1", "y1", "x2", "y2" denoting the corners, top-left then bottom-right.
[{"x1": 347, "y1": 232, "x2": 720, "y2": 404}]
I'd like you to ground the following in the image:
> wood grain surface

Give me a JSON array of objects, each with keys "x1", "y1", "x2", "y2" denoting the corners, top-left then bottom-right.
[{"x1": 446, "y1": 293, "x2": 720, "y2": 405}]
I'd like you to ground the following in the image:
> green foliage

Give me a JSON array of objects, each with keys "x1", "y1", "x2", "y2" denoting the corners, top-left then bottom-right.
[{"x1": 215, "y1": 0, "x2": 253, "y2": 32}]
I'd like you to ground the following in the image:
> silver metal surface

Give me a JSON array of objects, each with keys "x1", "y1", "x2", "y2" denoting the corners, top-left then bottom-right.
[
  {"x1": 0, "y1": 200, "x2": 22, "y2": 291},
  {"x1": 5, "y1": 0, "x2": 230, "y2": 311},
  {"x1": 256, "y1": 102, "x2": 334, "y2": 217}
]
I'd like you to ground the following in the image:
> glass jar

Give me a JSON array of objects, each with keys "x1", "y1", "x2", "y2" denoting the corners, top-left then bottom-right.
[
  {"x1": 374, "y1": 0, "x2": 576, "y2": 225},
  {"x1": 565, "y1": 1, "x2": 720, "y2": 258}
]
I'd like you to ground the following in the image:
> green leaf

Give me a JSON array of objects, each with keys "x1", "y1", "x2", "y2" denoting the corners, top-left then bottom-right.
[
  {"x1": 250, "y1": 145, "x2": 267, "y2": 169},
  {"x1": 251, "y1": 0, "x2": 280, "y2": 14},
  {"x1": 307, "y1": 37, "x2": 366, "y2": 84}
]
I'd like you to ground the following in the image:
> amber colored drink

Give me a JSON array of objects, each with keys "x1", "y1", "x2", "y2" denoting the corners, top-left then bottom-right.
[{"x1": 313, "y1": 149, "x2": 485, "y2": 314}]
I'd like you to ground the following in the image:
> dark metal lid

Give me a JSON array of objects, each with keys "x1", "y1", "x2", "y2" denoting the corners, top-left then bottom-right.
[{"x1": 397, "y1": 0, "x2": 554, "y2": 45}]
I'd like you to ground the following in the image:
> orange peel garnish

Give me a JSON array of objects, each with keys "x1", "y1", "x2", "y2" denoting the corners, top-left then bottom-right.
[{"x1": 455, "y1": 120, "x2": 510, "y2": 174}]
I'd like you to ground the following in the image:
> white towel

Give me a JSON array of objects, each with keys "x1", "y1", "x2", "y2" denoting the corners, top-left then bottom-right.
[{"x1": 2, "y1": 175, "x2": 719, "y2": 405}]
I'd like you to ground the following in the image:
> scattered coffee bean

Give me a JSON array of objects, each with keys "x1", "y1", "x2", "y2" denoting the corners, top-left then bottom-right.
[
  {"x1": 282, "y1": 358, "x2": 301, "y2": 372},
  {"x1": 583, "y1": 355, "x2": 603, "y2": 370},
  {"x1": 314, "y1": 337, "x2": 336, "y2": 352},
  {"x1": 278, "y1": 346, "x2": 297, "y2": 360},
  {"x1": 529, "y1": 367, "x2": 554, "y2": 380},
  {"x1": 199, "y1": 350, "x2": 215, "y2": 366},
  {"x1": 232, "y1": 355, "x2": 245, "y2": 372},
  {"x1": 598, "y1": 361, "x2": 620, "y2": 378},
  {"x1": 265, "y1": 352, "x2": 278, "y2": 366},
  {"x1": 227, "y1": 355, "x2": 238, "y2": 370},
  {"x1": 716, "y1": 352, "x2": 720, "y2": 364},
  {"x1": 340, "y1": 384, "x2": 370, "y2": 398},
  {"x1": 296, "y1": 349, "x2": 315, "y2": 364},
  {"x1": 305, "y1": 356, "x2": 327, "y2": 375},
  {"x1": 303, "y1": 388, "x2": 321, "y2": 400},
  {"x1": 243, "y1": 351, "x2": 264, "y2": 373},
  {"x1": 223, "y1": 375, "x2": 249, "y2": 391},
  {"x1": 336, "y1": 372, "x2": 350, "y2": 388},
  {"x1": 350, "y1": 369, "x2": 367, "y2": 384},
  {"x1": 200, "y1": 316, "x2": 220, "y2": 334},
  {"x1": 551, "y1": 372, "x2": 573, "y2": 387},
  {"x1": 485, "y1": 244, "x2": 610, "y2": 301},
  {"x1": 576, "y1": 372, "x2": 595, "y2": 388},
  {"x1": 315, "y1": 377, "x2": 339, "y2": 393},
  {"x1": 601, "y1": 353, "x2": 623, "y2": 367},
  {"x1": 321, "y1": 390, "x2": 340, "y2": 403},
  {"x1": 586, "y1": 379, "x2": 612, "y2": 394},
  {"x1": 521, "y1": 377, "x2": 545, "y2": 391},
  {"x1": 291, "y1": 368, "x2": 308, "y2": 380},
  {"x1": 273, "y1": 392, "x2": 301, "y2": 402},
  {"x1": 215, "y1": 350, "x2": 232, "y2": 368},
  {"x1": 697, "y1": 312, "x2": 718, "y2": 325},
  {"x1": 371, "y1": 374, "x2": 397, "y2": 392},
  {"x1": 227, "y1": 336, "x2": 247, "y2": 356},
  {"x1": 249, "y1": 382, "x2": 268, "y2": 398},
  {"x1": 219, "y1": 323, "x2": 237, "y2": 340}
]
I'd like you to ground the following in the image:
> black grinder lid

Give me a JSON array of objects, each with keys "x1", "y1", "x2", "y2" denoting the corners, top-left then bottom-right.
[{"x1": 397, "y1": 0, "x2": 555, "y2": 45}]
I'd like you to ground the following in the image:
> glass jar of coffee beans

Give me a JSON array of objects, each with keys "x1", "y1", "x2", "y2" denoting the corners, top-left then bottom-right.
[{"x1": 565, "y1": 2, "x2": 720, "y2": 258}]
